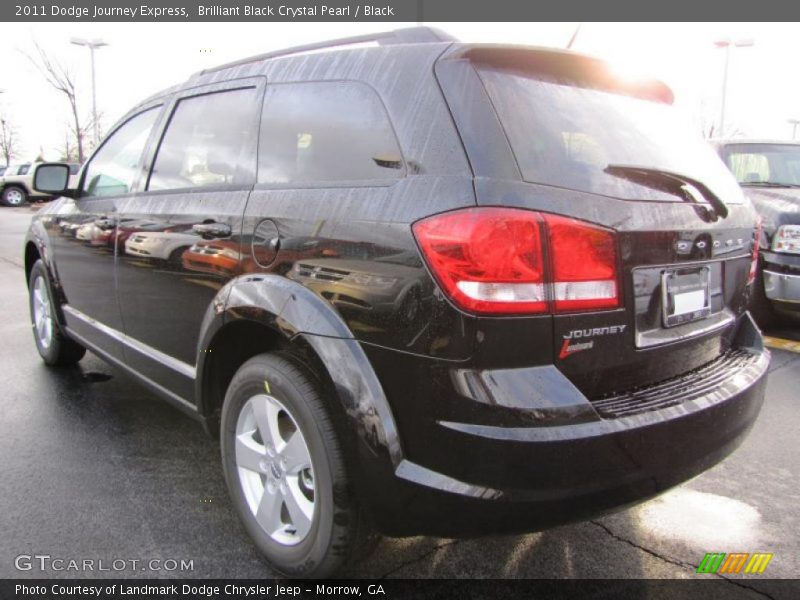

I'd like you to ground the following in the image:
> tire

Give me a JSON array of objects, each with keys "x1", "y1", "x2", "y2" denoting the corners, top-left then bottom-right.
[
  {"x1": 28, "y1": 260, "x2": 86, "y2": 366},
  {"x1": 1, "y1": 186, "x2": 28, "y2": 207},
  {"x1": 395, "y1": 287, "x2": 420, "y2": 326},
  {"x1": 167, "y1": 246, "x2": 187, "y2": 266},
  {"x1": 748, "y1": 268, "x2": 776, "y2": 330},
  {"x1": 220, "y1": 353, "x2": 376, "y2": 577}
]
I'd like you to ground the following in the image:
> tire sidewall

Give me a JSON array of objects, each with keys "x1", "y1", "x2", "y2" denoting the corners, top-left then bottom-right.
[{"x1": 220, "y1": 356, "x2": 340, "y2": 577}]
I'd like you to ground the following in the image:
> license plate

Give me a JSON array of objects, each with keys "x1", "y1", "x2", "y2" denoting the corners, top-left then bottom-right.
[{"x1": 661, "y1": 267, "x2": 711, "y2": 327}]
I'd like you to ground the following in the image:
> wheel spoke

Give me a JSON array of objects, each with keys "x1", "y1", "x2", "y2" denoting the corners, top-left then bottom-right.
[
  {"x1": 281, "y1": 432, "x2": 312, "y2": 474},
  {"x1": 251, "y1": 396, "x2": 283, "y2": 450},
  {"x1": 255, "y1": 487, "x2": 284, "y2": 536},
  {"x1": 235, "y1": 432, "x2": 265, "y2": 473},
  {"x1": 33, "y1": 287, "x2": 44, "y2": 307},
  {"x1": 282, "y1": 480, "x2": 313, "y2": 538}
]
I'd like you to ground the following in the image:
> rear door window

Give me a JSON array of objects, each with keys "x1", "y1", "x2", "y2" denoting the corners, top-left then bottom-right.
[
  {"x1": 258, "y1": 81, "x2": 404, "y2": 185},
  {"x1": 148, "y1": 87, "x2": 259, "y2": 191}
]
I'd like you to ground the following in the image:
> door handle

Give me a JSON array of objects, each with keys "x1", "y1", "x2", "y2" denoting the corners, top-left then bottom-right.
[{"x1": 193, "y1": 222, "x2": 232, "y2": 239}]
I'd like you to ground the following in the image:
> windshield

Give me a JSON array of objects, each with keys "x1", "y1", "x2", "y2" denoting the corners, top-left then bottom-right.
[
  {"x1": 476, "y1": 65, "x2": 744, "y2": 203},
  {"x1": 719, "y1": 143, "x2": 800, "y2": 187}
]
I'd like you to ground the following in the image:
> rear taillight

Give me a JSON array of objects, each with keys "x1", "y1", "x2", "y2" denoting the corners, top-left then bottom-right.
[
  {"x1": 546, "y1": 214, "x2": 619, "y2": 312},
  {"x1": 413, "y1": 208, "x2": 619, "y2": 315},
  {"x1": 748, "y1": 217, "x2": 762, "y2": 285},
  {"x1": 411, "y1": 208, "x2": 547, "y2": 314}
]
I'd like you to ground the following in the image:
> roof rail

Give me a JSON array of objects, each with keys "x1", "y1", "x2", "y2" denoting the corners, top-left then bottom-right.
[{"x1": 199, "y1": 27, "x2": 457, "y2": 75}]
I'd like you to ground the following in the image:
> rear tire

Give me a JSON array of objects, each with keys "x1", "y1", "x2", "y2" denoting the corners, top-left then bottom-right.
[
  {"x1": 1, "y1": 186, "x2": 28, "y2": 207},
  {"x1": 220, "y1": 353, "x2": 376, "y2": 577},
  {"x1": 749, "y1": 268, "x2": 776, "y2": 330},
  {"x1": 28, "y1": 260, "x2": 86, "y2": 366}
]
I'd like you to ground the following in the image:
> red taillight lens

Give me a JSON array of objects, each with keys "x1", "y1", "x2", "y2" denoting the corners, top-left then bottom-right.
[
  {"x1": 412, "y1": 208, "x2": 547, "y2": 314},
  {"x1": 749, "y1": 217, "x2": 762, "y2": 285},
  {"x1": 413, "y1": 208, "x2": 619, "y2": 315},
  {"x1": 545, "y1": 214, "x2": 619, "y2": 311}
]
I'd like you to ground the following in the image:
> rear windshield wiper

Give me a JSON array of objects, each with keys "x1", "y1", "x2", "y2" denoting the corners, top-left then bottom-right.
[
  {"x1": 605, "y1": 164, "x2": 729, "y2": 220},
  {"x1": 740, "y1": 181, "x2": 800, "y2": 188}
]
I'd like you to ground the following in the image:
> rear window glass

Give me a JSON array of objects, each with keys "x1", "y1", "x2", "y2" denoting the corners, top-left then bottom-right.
[
  {"x1": 476, "y1": 65, "x2": 743, "y2": 203},
  {"x1": 720, "y1": 144, "x2": 800, "y2": 186},
  {"x1": 258, "y1": 81, "x2": 404, "y2": 185}
]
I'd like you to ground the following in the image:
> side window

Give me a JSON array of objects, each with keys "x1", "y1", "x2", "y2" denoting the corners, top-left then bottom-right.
[
  {"x1": 18, "y1": 164, "x2": 31, "y2": 176},
  {"x1": 81, "y1": 108, "x2": 159, "y2": 197},
  {"x1": 148, "y1": 88, "x2": 258, "y2": 191},
  {"x1": 258, "y1": 81, "x2": 404, "y2": 185}
]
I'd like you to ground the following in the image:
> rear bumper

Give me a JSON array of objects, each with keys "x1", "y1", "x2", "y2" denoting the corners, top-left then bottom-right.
[
  {"x1": 360, "y1": 314, "x2": 770, "y2": 537},
  {"x1": 763, "y1": 270, "x2": 800, "y2": 304}
]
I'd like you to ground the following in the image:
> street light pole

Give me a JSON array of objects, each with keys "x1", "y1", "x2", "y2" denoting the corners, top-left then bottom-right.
[
  {"x1": 789, "y1": 119, "x2": 800, "y2": 140},
  {"x1": 714, "y1": 38, "x2": 754, "y2": 138},
  {"x1": 70, "y1": 37, "x2": 108, "y2": 146}
]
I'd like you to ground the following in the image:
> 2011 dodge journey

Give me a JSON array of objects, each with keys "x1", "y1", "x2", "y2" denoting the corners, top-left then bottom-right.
[{"x1": 25, "y1": 28, "x2": 769, "y2": 577}]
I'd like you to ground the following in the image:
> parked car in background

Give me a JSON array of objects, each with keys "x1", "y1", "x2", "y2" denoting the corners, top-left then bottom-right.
[
  {"x1": 714, "y1": 140, "x2": 800, "y2": 323},
  {"x1": 25, "y1": 28, "x2": 768, "y2": 577},
  {"x1": 124, "y1": 228, "x2": 199, "y2": 263},
  {"x1": 1, "y1": 162, "x2": 80, "y2": 206},
  {"x1": 0, "y1": 166, "x2": 7, "y2": 176}
]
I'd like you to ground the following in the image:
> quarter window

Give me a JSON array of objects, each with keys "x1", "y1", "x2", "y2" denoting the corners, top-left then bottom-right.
[
  {"x1": 148, "y1": 88, "x2": 258, "y2": 191},
  {"x1": 82, "y1": 108, "x2": 159, "y2": 197},
  {"x1": 258, "y1": 82, "x2": 404, "y2": 185}
]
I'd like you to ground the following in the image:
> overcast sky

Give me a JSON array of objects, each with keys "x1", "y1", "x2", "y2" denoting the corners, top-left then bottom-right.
[{"x1": 1, "y1": 22, "x2": 799, "y2": 162}]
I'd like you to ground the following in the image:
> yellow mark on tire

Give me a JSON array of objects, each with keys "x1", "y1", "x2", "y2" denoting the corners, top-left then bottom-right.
[
  {"x1": 264, "y1": 380, "x2": 271, "y2": 394},
  {"x1": 764, "y1": 336, "x2": 800, "y2": 353}
]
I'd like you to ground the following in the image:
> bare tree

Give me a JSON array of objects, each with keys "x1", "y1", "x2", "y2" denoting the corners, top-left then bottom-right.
[
  {"x1": 0, "y1": 115, "x2": 19, "y2": 166},
  {"x1": 25, "y1": 42, "x2": 88, "y2": 162}
]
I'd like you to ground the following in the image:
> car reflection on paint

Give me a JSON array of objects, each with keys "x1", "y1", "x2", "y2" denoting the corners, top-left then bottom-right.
[
  {"x1": 75, "y1": 221, "x2": 100, "y2": 242},
  {"x1": 125, "y1": 229, "x2": 201, "y2": 264},
  {"x1": 287, "y1": 250, "x2": 433, "y2": 325},
  {"x1": 182, "y1": 239, "x2": 243, "y2": 276}
]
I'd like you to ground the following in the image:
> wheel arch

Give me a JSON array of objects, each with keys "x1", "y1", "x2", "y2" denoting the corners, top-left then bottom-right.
[
  {"x1": 3, "y1": 183, "x2": 30, "y2": 199},
  {"x1": 195, "y1": 274, "x2": 403, "y2": 467}
]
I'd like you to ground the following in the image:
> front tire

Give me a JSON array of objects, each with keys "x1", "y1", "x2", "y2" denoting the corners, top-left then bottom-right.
[
  {"x1": 28, "y1": 260, "x2": 86, "y2": 366},
  {"x1": 220, "y1": 353, "x2": 375, "y2": 577},
  {"x1": 2, "y1": 186, "x2": 28, "y2": 207}
]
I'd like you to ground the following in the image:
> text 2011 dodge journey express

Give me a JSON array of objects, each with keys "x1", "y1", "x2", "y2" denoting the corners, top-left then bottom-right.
[{"x1": 25, "y1": 28, "x2": 769, "y2": 577}]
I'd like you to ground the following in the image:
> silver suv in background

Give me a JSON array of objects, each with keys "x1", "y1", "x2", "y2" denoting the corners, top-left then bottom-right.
[
  {"x1": 1, "y1": 162, "x2": 81, "y2": 206},
  {"x1": 715, "y1": 140, "x2": 800, "y2": 323}
]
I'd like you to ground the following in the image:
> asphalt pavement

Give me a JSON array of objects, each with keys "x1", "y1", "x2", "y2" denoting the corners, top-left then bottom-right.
[{"x1": 0, "y1": 206, "x2": 798, "y2": 591}]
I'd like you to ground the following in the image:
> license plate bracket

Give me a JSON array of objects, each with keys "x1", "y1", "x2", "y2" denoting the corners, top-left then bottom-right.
[{"x1": 661, "y1": 266, "x2": 711, "y2": 328}]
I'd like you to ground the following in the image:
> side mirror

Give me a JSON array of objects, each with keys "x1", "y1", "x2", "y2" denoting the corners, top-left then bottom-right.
[{"x1": 33, "y1": 163, "x2": 75, "y2": 196}]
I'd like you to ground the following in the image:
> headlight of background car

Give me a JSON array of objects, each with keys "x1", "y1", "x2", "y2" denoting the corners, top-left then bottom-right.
[
  {"x1": 772, "y1": 224, "x2": 800, "y2": 254},
  {"x1": 342, "y1": 273, "x2": 398, "y2": 288}
]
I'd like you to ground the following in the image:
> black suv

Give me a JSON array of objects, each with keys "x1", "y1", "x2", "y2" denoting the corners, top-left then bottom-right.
[
  {"x1": 25, "y1": 28, "x2": 769, "y2": 577},
  {"x1": 714, "y1": 140, "x2": 800, "y2": 324}
]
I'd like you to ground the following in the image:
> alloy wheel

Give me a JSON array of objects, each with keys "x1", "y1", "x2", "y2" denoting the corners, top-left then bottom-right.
[
  {"x1": 32, "y1": 275, "x2": 53, "y2": 349},
  {"x1": 235, "y1": 393, "x2": 316, "y2": 546}
]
